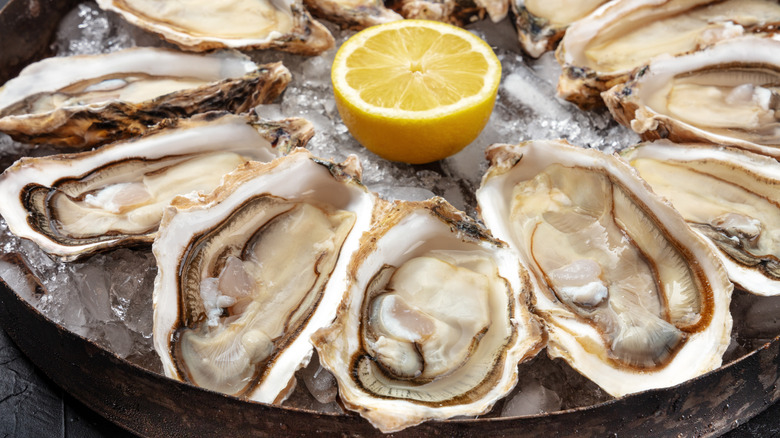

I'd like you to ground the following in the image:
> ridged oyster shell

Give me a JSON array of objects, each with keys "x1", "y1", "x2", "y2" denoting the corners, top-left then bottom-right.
[
  {"x1": 153, "y1": 149, "x2": 379, "y2": 404},
  {"x1": 556, "y1": 0, "x2": 780, "y2": 109},
  {"x1": 0, "y1": 47, "x2": 290, "y2": 149},
  {"x1": 0, "y1": 112, "x2": 312, "y2": 261},
  {"x1": 604, "y1": 35, "x2": 780, "y2": 159},
  {"x1": 303, "y1": 0, "x2": 401, "y2": 29},
  {"x1": 476, "y1": 139, "x2": 733, "y2": 397},
  {"x1": 313, "y1": 197, "x2": 544, "y2": 432},
  {"x1": 96, "y1": 0, "x2": 335, "y2": 55},
  {"x1": 622, "y1": 140, "x2": 780, "y2": 296}
]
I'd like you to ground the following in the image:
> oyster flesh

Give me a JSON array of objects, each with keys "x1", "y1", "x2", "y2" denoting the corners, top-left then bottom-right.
[
  {"x1": 477, "y1": 139, "x2": 733, "y2": 397},
  {"x1": 0, "y1": 112, "x2": 312, "y2": 261},
  {"x1": 0, "y1": 47, "x2": 291, "y2": 149},
  {"x1": 623, "y1": 140, "x2": 780, "y2": 296},
  {"x1": 604, "y1": 35, "x2": 780, "y2": 159},
  {"x1": 313, "y1": 198, "x2": 544, "y2": 432},
  {"x1": 512, "y1": 0, "x2": 609, "y2": 58},
  {"x1": 557, "y1": 0, "x2": 780, "y2": 109},
  {"x1": 153, "y1": 149, "x2": 378, "y2": 404},
  {"x1": 96, "y1": 0, "x2": 335, "y2": 55}
]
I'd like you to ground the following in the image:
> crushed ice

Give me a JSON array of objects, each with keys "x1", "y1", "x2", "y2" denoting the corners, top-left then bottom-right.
[{"x1": 0, "y1": 0, "x2": 775, "y2": 419}]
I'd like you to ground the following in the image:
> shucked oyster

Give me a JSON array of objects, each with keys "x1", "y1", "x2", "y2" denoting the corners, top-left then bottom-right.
[
  {"x1": 512, "y1": 0, "x2": 609, "y2": 58},
  {"x1": 477, "y1": 140, "x2": 733, "y2": 397},
  {"x1": 96, "y1": 0, "x2": 334, "y2": 55},
  {"x1": 0, "y1": 112, "x2": 313, "y2": 261},
  {"x1": 0, "y1": 47, "x2": 290, "y2": 149},
  {"x1": 604, "y1": 36, "x2": 780, "y2": 159},
  {"x1": 623, "y1": 140, "x2": 780, "y2": 296},
  {"x1": 313, "y1": 198, "x2": 544, "y2": 432},
  {"x1": 153, "y1": 150, "x2": 378, "y2": 404},
  {"x1": 557, "y1": 0, "x2": 780, "y2": 109}
]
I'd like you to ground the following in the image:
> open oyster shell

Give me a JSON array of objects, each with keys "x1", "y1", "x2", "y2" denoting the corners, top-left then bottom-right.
[
  {"x1": 622, "y1": 140, "x2": 780, "y2": 296},
  {"x1": 153, "y1": 149, "x2": 378, "y2": 404},
  {"x1": 512, "y1": 0, "x2": 609, "y2": 58},
  {"x1": 476, "y1": 139, "x2": 733, "y2": 397},
  {"x1": 604, "y1": 35, "x2": 780, "y2": 159},
  {"x1": 0, "y1": 47, "x2": 291, "y2": 149},
  {"x1": 313, "y1": 198, "x2": 544, "y2": 433},
  {"x1": 96, "y1": 0, "x2": 335, "y2": 55},
  {"x1": 0, "y1": 112, "x2": 312, "y2": 261},
  {"x1": 393, "y1": 0, "x2": 508, "y2": 26},
  {"x1": 556, "y1": 0, "x2": 780, "y2": 109}
]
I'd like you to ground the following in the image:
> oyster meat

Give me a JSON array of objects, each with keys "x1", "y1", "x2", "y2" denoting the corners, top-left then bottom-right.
[
  {"x1": 557, "y1": 0, "x2": 780, "y2": 109},
  {"x1": 313, "y1": 198, "x2": 544, "y2": 432},
  {"x1": 477, "y1": 139, "x2": 733, "y2": 397},
  {"x1": 0, "y1": 47, "x2": 290, "y2": 149},
  {"x1": 153, "y1": 149, "x2": 378, "y2": 404},
  {"x1": 96, "y1": 0, "x2": 334, "y2": 55},
  {"x1": 604, "y1": 35, "x2": 780, "y2": 159},
  {"x1": 0, "y1": 112, "x2": 313, "y2": 261},
  {"x1": 512, "y1": 0, "x2": 609, "y2": 58},
  {"x1": 623, "y1": 140, "x2": 780, "y2": 296}
]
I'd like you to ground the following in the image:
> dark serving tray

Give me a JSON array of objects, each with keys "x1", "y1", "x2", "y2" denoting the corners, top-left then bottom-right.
[{"x1": 1, "y1": 0, "x2": 780, "y2": 436}]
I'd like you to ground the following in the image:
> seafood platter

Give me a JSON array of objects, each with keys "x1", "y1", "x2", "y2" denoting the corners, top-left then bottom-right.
[{"x1": 1, "y1": 0, "x2": 780, "y2": 435}]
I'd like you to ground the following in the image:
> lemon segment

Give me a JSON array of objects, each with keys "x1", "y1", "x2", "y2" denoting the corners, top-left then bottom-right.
[{"x1": 331, "y1": 20, "x2": 501, "y2": 164}]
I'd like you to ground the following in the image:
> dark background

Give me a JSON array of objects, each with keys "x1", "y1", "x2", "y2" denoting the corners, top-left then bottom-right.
[{"x1": 0, "y1": 0, "x2": 778, "y2": 435}]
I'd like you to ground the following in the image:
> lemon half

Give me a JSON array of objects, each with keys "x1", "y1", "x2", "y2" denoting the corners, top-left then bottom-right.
[{"x1": 331, "y1": 20, "x2": 502, "y2": 164}]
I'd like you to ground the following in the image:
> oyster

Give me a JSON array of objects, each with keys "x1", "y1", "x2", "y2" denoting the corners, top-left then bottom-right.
[
  {"x1": 604, "y1": 36, "x2": 780, "y2": 159},
  {"x1": 393, "y1": 0, "x2": 508, "y2": 26},
  {"x1": 0, "y1": 47, "x2": 291, "y2": 149},
  {"x1": 622, "y1": 140, "x2": 780, "y2": 296},
  {"x1": 512, "y1": 0, "x2": 609, "y2": 58},
  {"x1": 303, "y1": 0, "x2": 402, "y2": 29},
  {"x1": 153, "y1": 149, "x2": 378, "y2": 404},
  {"x1": 96, "y1": 0, "x2": 334, "y2": 55},
  {"x1": 313, "y1": 198, "x2": 544, "y2": 432},
  {"x1": 476, "y1": 140, "x2": 733, "y2": 397},
  {"x1": 0, "y1": 112, "x2": 312, "y2": 261},
  {"x1": 557, "y1": 0, "x2": 780, "y2": 109}
]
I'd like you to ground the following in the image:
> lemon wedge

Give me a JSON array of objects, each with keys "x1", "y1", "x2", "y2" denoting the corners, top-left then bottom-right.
[{"x1": 331, "y1": 20, "x2": 501, "y2": 164}]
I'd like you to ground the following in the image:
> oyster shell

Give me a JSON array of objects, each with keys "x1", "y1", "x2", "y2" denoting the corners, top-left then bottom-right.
[
  {"x1": 557, "y1": 0, "x2": 780, "y2": 109},
  {"x1": 153, "y1": 149, "x2": 378, "y2": 404},
  {"x1": 0, "y1": 47, "x2": 290, "y2": 149},
  {"x1": 622, "y1": 140, "x2": 780, "y2": 296},
  {"x1": 313, "y1": 198, "x2": 544, "y2": 432},
  {"x1": 512, "y1": 0, "x2": 609, "y2": 58},
  {"x1": 393, "y1": 0, "x2": 508, "y2": 26},
  {"x1": 96, "y1": 0, "x2": 334, "y2": 55},
  {"x1": 303, "y1": 0, "x2": 402, "y2": 29},
  {"x1": 604, "y1": 35, "x2": 780, "y2": 159},
  {"x1": 476, "y1": 139, "x2": 733, "y2": 397},
  {"x1": 0, "y1": 112, "x2": 312, "y2": 261}
]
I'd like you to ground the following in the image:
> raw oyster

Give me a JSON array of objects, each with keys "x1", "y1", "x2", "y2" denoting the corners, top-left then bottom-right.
[
  {"x1": 313, "y1": 198, "x2": 544, "y2": 432},
  {"x1": 557, "y1": 0, "x2": 780, "y2": 109},
  {"x1": 0, "y1": 47, "x2": 290, "y2": 149},
  {"x1": 604, "y1": 36, "x2": 780, "y2": 159},
  {"x1": 153, "y1": 149, "x2": 378, "y2": 404},
  {"x1": 512, "y1": 0, "x2": 609, "y2": 58},
  {"x1": 0, "y1": 112, "x2": 312, "y2": 261},
  {"x1": 476, "y1": 140, "x2": 733, "y2": 397},
  {"x1": 303, "y1": 0, "x2": 401, "y2": 29},
  {"x1": 96, "y1": 0, "x2": 334, "y2": 55},
  {"x1": 622, "y1": 140, "x2": 780, "y2": 296},
  {"x1": 393, "y1": 0, "x2": 508, "y2": 25}
]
